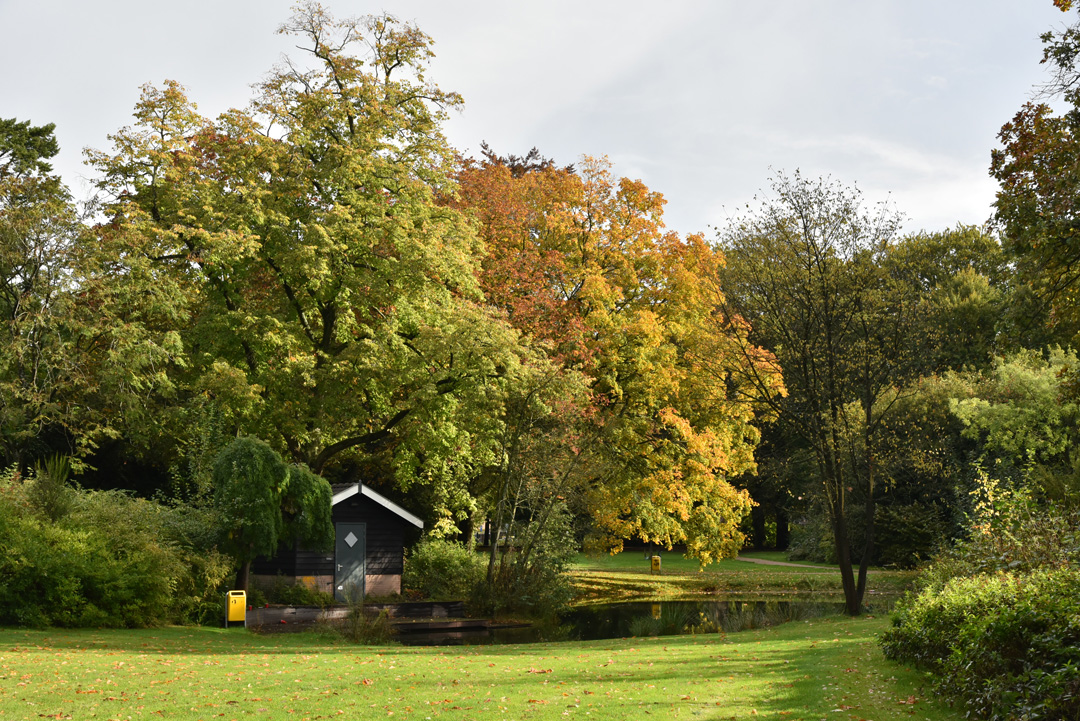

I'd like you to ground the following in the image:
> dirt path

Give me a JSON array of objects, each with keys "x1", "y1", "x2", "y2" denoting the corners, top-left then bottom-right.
[{"x1": 736, "y1": 556, "x2": 831, "y2": 569}]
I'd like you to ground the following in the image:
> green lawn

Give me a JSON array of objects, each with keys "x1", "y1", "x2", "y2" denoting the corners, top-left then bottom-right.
[
  {"x1": 0, "y1": 615, "x2": 953, "y2": 720},
  {"x1": 569, "y1": 551, "x2": 916, "y2": 603},
  {"x1": 570, "y1": 551, "x2": 837, "y2": 574}
]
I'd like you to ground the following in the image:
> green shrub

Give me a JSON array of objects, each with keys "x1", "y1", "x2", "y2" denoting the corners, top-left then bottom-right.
[
  {"x1": 402, "y1": 538, "x2": 486, "y2": 600},
  {"x1": 157, "y1": 503, "x2": 234, "y2": 625},
  {"x1": 917, "y1": 484, "x2": 1080, "y2": 593},
  {"x1": 0, "y1": 471, "x2": 231, "y2": 628},
  {"x1": 882, "y1": 569, "x2": 1080, "y2": 720},
  {"x1": 171, "y1": 547, "x2": 234, "y2": 625},
  {"x1": 28, "y1": 454, "x2": 75, "y2": 522}
]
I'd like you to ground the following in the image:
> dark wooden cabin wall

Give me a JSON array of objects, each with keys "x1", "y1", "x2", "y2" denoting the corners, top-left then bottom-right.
[{"x1": 252, "y1": 492, "x2": 412, "y2": 577}]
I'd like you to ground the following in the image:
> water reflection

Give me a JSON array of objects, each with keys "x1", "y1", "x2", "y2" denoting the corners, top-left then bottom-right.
[
  {"x1": 563, "y1": 599, "x2": 841, "y2": 640},
  {"x1": 395, "y1": 597, "x2": 894, "y2": 646}
]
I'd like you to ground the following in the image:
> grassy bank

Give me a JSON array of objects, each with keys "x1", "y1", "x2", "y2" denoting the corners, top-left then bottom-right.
[
  {"x1": 0, "y1": 615, "x2": 953, "y2": 720},
  {"x1": 569, "y1": 551, "x2": 916, "y2": 603}
]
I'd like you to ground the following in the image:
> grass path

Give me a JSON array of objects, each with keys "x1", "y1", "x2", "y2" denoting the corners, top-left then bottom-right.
[{"x1": 0, "y1": 616, "x2": 953, "y2": 720}]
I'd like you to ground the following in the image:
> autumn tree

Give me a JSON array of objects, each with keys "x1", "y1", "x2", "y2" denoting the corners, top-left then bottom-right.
[
  {"x1": 990, "y1": 103, "x2": 1080, "y2": 345},
  {"x1": 990, "y1": 2, "x2": 1080, "y2": 345},
  {"x1": 456, "y1": 151, "x2": 781, "y2": 565},
  {"x1": 716, "y1": 172, "x2": 917, "y2": 615}
]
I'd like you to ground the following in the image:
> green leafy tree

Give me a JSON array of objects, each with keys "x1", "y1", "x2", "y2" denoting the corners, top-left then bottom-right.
[
  {"x1": 952, "y1": 348, "x2": 1080, "y2": 504},
  {"x1": 884, "y1": 226, "x2": 1007, "y2": 372},
  {"x1": 716, "y1": 172, "x2": 919, "y2": 614},
  {"x1": 84, "y1": 5, "x2": 528, "y2": 524},
  {"x1": 744, "y1": 227, "x2": 1007, "y2": 561},
  {"x1": 213, "y1": 438, "x2": 290, "y2": 591},
  {"x1": 0, "y1": 119, "x2": 80, "y2": 465},
  {"x1": 0, "y1": 118, "x2": 58, "y2": 178},
  {"x1": 281, "y1": 463, "x2": 334, "y2": 551}
]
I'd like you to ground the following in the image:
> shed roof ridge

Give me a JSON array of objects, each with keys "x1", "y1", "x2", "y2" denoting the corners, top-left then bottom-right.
[{"x1": 330, "y1": 482, "x2": 424, "y2": 530}]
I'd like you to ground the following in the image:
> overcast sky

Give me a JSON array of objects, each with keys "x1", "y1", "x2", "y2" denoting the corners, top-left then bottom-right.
[{"x1": 0, "y1": 0, "x2": 1070, "y2": 237}]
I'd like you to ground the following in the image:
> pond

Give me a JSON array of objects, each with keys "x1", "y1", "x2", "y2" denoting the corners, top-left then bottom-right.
[{"x1": 394, "y1": 597, "x2": 897, "y2": 646}]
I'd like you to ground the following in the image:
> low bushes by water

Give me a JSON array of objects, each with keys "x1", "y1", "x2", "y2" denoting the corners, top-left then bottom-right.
[
  {"x1": 402, "y1": 538, "x2": 487, "y2": 601},
  {"x1": 878, "y1": 483, "x2": 1080, "y2": 720},
  {"x1": 479, "y1": 545, "x2": 576, "y2": 620},
  {"x1": 328, "y1": 600, "x2": 397, "y2": 644},
  {"x1": 405, "y1": 509, "x2": 576, "y2": 620},
  {"x1": 881, "y1": 568, "x2": 1080, "y2": 721}
]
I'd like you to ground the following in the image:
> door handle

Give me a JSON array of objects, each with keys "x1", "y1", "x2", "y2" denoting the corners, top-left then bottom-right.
[{"x1": 337, "y1": 564, "x2": 343, "y2": 571}]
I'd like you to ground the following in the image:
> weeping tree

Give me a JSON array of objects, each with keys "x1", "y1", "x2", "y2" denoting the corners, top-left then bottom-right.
[{"x1": 212, "y1": 437, "x2": 333, "y2": 590}]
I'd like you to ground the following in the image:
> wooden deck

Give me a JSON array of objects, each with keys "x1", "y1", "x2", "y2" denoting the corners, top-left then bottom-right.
[{"x1": 246, "y1": 601, "x2": 478, "y2": 632}]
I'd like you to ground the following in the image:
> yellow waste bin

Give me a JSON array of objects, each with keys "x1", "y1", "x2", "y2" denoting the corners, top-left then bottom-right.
[
  {"x1": 226, "y1": 590, "x2": 247, "y2": 628},
  {"x1": 651, "y1": 555, "x2": 661, "y2": 574}
]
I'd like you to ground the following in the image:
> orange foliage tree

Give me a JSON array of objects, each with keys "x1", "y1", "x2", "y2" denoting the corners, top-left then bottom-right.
[{"x1": 454, "y1": 150, "x2": 783, "y2": 565}]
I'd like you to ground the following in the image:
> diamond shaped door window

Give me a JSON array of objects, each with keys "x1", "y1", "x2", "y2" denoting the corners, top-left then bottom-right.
[{"x1": 344, "y1": 531, "x2": 358, "y2": 548}]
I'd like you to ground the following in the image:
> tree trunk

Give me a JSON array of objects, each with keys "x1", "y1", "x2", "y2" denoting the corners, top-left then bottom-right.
[
  {"x1": 824, "y1": 442, "x2": 862, "y2": 616},
  {"x1": 831, "y1": 508, "x2": 861, "y2": 616},
  {"x1": 487, "y1": 473, "x2": 513, "y2": 583},
  {"x1": 776, "y1": 508, "x2": 790, "y2": 550},
  {"x1": 856, "y1": 492, "x2": 875, "y2": 602},
  {"x1": 856, "y1": 431, "x2": 876, "y2": 602},
  {"x1": 235, "y1": 559, "x2": 252, "y2": 592},
  {"x1": 465, "y1": 513, "x2": 477, "y2": 552},
  {"x1": 751, "y1": 505, "x2": 767, "y2": 550}
]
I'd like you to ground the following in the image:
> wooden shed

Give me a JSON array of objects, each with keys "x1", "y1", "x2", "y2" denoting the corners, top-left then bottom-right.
[{"x1": 252, "y1": 482, "x2": 424, "y2": 600}]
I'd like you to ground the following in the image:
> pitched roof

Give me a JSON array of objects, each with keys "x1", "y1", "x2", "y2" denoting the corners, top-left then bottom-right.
[{"x1": 330, "y1": 483, "x2": 424, "y2": 529}]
